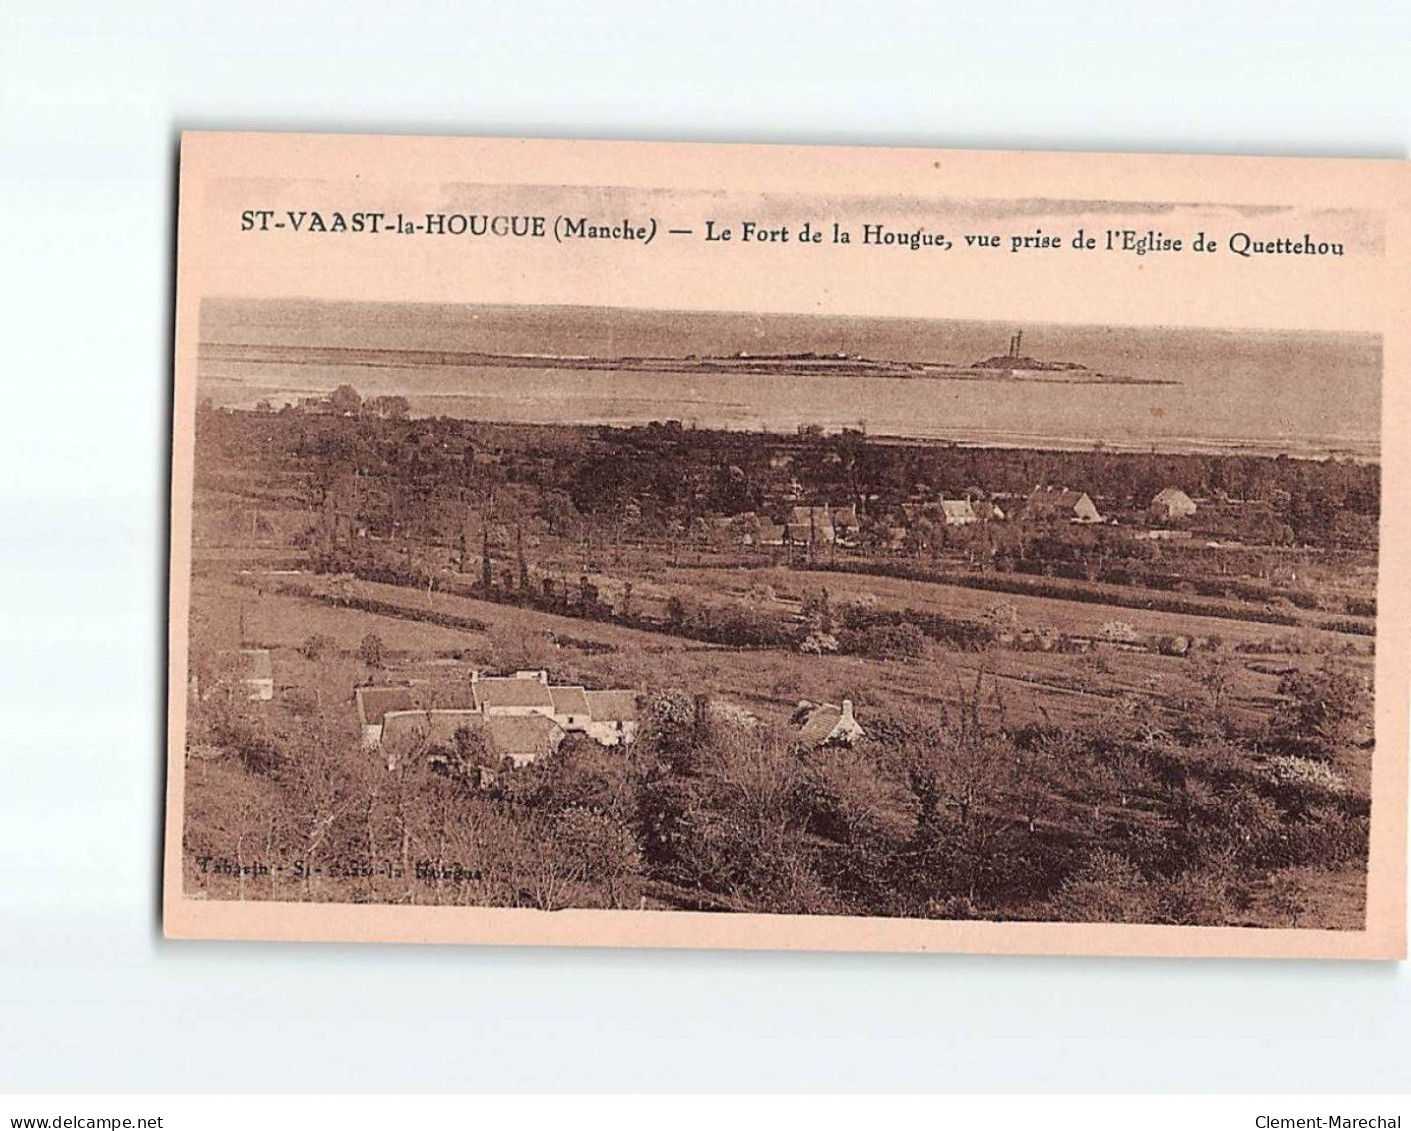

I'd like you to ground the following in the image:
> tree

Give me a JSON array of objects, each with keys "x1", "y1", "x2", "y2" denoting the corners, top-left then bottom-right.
[
  {"x1": 358, "y1": 632, "x2": 385, "y2": 670},
  {"x1": 376, "y1": 394, "x2": 411, "y2": 421},
  {"x1": 1275, "y1": 660, "x2": 1372, "y2": 759},
  {"x1": 330, "y1": 384, "x2": 362, "y2": 416},
  {"x1": 801, "y1": 587, "x2": 833, "y2": 635}
]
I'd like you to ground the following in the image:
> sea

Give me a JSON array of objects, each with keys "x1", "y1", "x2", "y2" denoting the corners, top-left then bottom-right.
[{"x1": 197, "y1": 299, "x2": 1382, "y2": 460}]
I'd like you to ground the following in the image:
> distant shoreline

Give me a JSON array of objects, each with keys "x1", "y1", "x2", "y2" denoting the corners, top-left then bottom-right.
[
  {"x1": 197, "y1": 389, "x2": 1379, "y2": 464},
  {"x1": 199, "y1": 341, "x2": 1179, "y2": 387}
]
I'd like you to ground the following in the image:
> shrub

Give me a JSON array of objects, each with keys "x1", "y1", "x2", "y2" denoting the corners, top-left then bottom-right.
[
  {"x1": 1155, "y1": 634, "x2": 1191, "y2": 657},
  {"x1": 1048, "y1": 851, "x2": 1155, "y2": 924},
  {"x1": 1273, "y1": 660, "x2": 1372, "y2": 757},
  {"x1": 298, "y1": 632, "x2": 336, "y2": 661},
  {"x1": 799, "y1": 631, "x2": 839, "y2": 655},
  {"x1": 1277, "y1": 805, "x2": 1370, "y2": 869},
  {"x1": 1154, "y1": 869, "x2": 1241, "y2": 926},
  {"x1": 982, "y1": 600, "x2": 1019, "y2": 630},
  {"x1": 1266, "y1": 755, "x2": 1345, "y2": 795},
  {"x1": 1100, "y1": 620, "x2": 1139, "y2": 644},
  {"x1": 843, "y1": 622, "x2": 928, "y2": 661},
  {"x1": 358, "y1": 632, "x2": 385, "y2": 668},
  {"x1": 1345, "y1": 595, "x2": 1377, "y2": 618}
]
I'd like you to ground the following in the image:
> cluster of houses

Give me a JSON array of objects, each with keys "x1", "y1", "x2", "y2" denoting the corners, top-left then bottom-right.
[
  {"x1": 205, "y1": 651, "x2": 868, "y2": 774},
  {"x1": 356, "y1": 669, "x2": 641, "y2": 767},
  {"x1": 737, "y1": 504, "x2": 864, "y2": 549},
  {"x1": 355, "y1": 671, "x2": 869, "y2": 770},
  {"x1": 718, "y1": 485, "x2": 1199, "y2": 551}
]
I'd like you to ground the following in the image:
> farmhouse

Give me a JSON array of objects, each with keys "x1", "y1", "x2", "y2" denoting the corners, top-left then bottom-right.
[
  {"x1": 796, "y1": 699, "x2": 865, "y2": 747},
  {"x1": 755, "y1": 520, "x2": 787, "y2": 547},
  {"x1": 354, "y1": 684, "x2": 414, "y2": 749},
  {"x1": 832, "y1": 504, "x2": 861, "y2": 545},
  {"x1": 470, "y1": 669, "x2": 556, "y2": 715},
  {"x1": 1150, "y1": 486, "x2": 1198, "y2": 522},
  {"x1": 549, "y1": 684, "x2": 592, "y2": 732},
  {"x1": 939, "y1": 499, "x2": 977, "y2": 526},
  {"x1": 380, "y1": 708, "x2": 567, "y2": 769},
  {"x1": 381, "y1": 708, "x2": 482, "y2": 758},
  {"x1": 364, "y1": 671, "x2": 641, "y2": 759},
  {"x1": 583, "y1": 689, "x2": 641, "y2": 745},
  {"x1": 787, "y1": 505, "x2": 836, "y2": 546},
  {"x1": 1024, "y1": 487, "x2": 1103, "y2": 524}
]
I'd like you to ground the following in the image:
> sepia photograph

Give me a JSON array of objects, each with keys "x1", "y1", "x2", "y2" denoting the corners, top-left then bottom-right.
[
  {"x1": 181, "y1": 297, "x2": 1382, "y2": 933},
  {"x1": 160, "y1": 133, "x2": 1409, "y2": 959},
  {"x1": 9, "y1": 1, "x2": 1411, "y2": 1109}
]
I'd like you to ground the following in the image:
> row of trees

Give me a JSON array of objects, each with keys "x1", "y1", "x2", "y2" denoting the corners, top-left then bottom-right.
[{"x1": 195, "y1": 402, "x2": 1379, "y2": 561}]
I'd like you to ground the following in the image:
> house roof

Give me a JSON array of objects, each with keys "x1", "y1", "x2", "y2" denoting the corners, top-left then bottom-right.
[
  {"x1": 549, "y1": 685, "x2": 591, "y2": 717},
  {"x1": 1026, "y1": 488, "x2": 1098, "y2": 517},
  {"x1": 473, "y1": 676, "x2": 555, "y2": 710},
  {"x1": 798, "y1": 703, "x2": 844, "y2": 745},
  {"x1": 756, "y1": 521, "x2": 786, "y2": 542},
  {"x1": 789, "y1": 505, "x2": 834, "y2": 528},
  {"x1": 1152, "y1": 486, "x2": 1196, "y2": 507},
  {"x1": 484, "y1": 715, "x2": 566, "y2": 763},
  {"x1": 380, "y1": 709, "x2": 483, "y2": 751},
  {"x1": 940, "y1": 499, "x2": 976, "y2": 520},
  {"x1": 1028, "y1": 486, "x2": 1084, "y2": 506},
  {"x1": 584, "y1": 689, "x2": 640, "y2": 722},
  {"x1": 380, "y1": 709, "x2": 565, "y2": 765},
  {"x1": 356, "y1": 685, "x2": 414, "y2": 727}
]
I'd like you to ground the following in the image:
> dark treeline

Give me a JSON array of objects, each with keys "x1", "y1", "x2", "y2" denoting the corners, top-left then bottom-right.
[{"x1": 197, "y1": 399, "x2": 1379, "y2": 552}]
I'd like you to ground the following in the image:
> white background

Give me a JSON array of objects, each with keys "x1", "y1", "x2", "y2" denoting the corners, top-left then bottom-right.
[{"x1": 2, "y1": 0, "x2": 1409, "y2": 1094}]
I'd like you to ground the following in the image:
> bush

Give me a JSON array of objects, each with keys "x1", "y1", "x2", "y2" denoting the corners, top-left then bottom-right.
[
  {"x1": 298, "y1": 632, "x2": 336, "y2": 661},
  {"x1": 1100, "y1": 620, "x2": 1139, "y2": 644},
  {"x1": 982, "y1": 601, "x2": 1019, "y2": 630},
  {"x1": 1266, "y1": 755, "x2": 1345, "y2": 795},
  {"x1": 1049, "y1": 851, "x2": 1155, "y2": 924},
  {"x1": 1273, "y1": 660, "x2": 1372, "y2": 757},
  {"x1": 842, "y1": 622, "x2": 928, "y2": 661},
  {"x1": 799, "y1": 631, "x2": 839, "y2": 655},
  {"x1": 358, "y1": 632, "x2": 385, "y2": 668},
  {"x1": 1155, "y1": 634, "x2": 1191, "y2": 657},
  {"x1": 1154, "y1": 870, "x2": 1242, "y2": 926},
  {"x1": 1345, "y1": 595, "x2": 1377, "y2": 618}
]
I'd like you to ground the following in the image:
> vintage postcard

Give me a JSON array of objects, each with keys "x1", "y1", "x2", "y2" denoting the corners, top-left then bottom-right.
[{"x1": 165, "y1": 132, "x2": 1409, "y2": 958}]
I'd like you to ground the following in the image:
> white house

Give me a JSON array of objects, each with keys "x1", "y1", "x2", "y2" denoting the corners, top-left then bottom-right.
[
  {"x1": 939, "y1": 499, "x2": 978, "y2": 526},
  {"x1": 796, "y1": 699, "x2": 865, "y2": 747},
  {"x1": 1150, "y1": 486, "x2": 1198, "y2": 522},
  {"x1": 583, "y1": 689, "x2": 641, "y2": 746},
  {"x1": 549, "y1": 685, "x2": 592, "y2": 732},
  {"x1": 1025, "y1": 487, "x2": 1103, "y2": 524}
]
